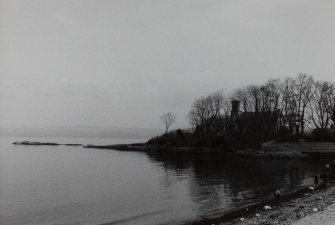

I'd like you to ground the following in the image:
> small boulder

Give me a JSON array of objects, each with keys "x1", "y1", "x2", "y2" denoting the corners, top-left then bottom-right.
[{"x1": 274, "y1": 190, "x2": 281, "y2": 200}]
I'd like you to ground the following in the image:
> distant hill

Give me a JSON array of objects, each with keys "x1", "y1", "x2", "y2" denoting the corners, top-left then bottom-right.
[{"x1": 0, "y1": 126, "x2": 163, "y2": 139}]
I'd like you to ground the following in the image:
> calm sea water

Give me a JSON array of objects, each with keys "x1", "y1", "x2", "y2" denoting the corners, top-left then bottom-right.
[{"x1": 0, "y1": 137, "x2": 323, "y2": 225}]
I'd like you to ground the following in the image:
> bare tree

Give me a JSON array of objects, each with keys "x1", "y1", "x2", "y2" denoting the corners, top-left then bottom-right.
[
  {"x1": 188, "y1": 96, "x2": 209, "y2": 137},
  {"x1": 293, "y1": 74, "x2": 315, "y2": 136},
  {"x1": 280, "y1": 78, "x2": 298, "y2": 135},
  {"x1": 187, "y1": 74, "x2": 335, "y2": 140},
  {"x1": 160, "y1": 112, "x2": 176, "y2": 134},
  {"x1": 246, "y1": 85, "x2": 261, "y2": 112},
  {"x1": 308, "y1": 81, "x2": 333, "y2": 131},
  {"x1": 208, "y1": 90, "x2": 230, "y2": 136},
  {"x1": 187, "y1": 110, "x2": 200, "y2": 132},
  {"x1": 330, "y1": 104, "x2": 335, "y2": 132},
  {"x1": 188, "y1": 91, "x2": 228, "y2": 137},
  {"x1": 232, "y1": 88, "x2": 252, "y2": 112},
  {"x1": 233, "y1": 81, "x2": 280, "y2": 114},
  {"x1": 326, "y1": 83, "x2": 335, "y2": 132},
  {"x1": 262, "y1": 78, "x2": 281, "y2": 112}
]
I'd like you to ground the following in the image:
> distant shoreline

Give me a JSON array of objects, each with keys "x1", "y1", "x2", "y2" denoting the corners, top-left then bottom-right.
[
  {"x1": 12, "y1": 140, "x2": 335, "y2": 159},
  {"x1": 12, "y1": 141, "x2": 83, "y2": 147}
]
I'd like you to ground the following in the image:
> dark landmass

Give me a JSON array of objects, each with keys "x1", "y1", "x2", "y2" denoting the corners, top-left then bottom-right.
[
  {"x1": 84, "y1": 143, "x2": 225, "y2": 154},
  {"x1": 64, "y1": 143, "x2": 83, "y2": 146},
  {"x1": 83, "y1": 143, "x2": 147, "y2": 151},
  {"x1": 12, "y1": 139, "x2": 335, "y2": 159},
  {"x1": 13, "y1": 141, "x2": 60, "y2": 146},
  {"x1": 82, "y1": 141, "x2": 335, "y2": 159},
  {"x1": 13, "y1": 141, "x2": 82, "y2": 147}
]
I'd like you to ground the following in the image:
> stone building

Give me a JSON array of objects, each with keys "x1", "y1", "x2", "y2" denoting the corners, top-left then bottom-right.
[{"x1": 230, "y1": 100, "x2": 281, "y2": 144}]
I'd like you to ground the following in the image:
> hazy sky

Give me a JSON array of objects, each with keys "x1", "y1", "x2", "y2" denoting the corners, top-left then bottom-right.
[{"x1": 1, "y1": 0, "x2": 335, "y2": 129}]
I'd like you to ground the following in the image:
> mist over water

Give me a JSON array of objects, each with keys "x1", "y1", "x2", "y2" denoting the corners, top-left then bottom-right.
[{"x1": 0, "y1": 137, "x2": 323, "y2": 225}]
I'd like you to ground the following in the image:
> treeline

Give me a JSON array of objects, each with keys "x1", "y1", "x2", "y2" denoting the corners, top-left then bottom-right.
[
  {"x1": 188, "y1": 74, "x2": 335, "y2": 141},
  {"x1": 149, "y1": 74, "x2": 335, "y2": 147}
]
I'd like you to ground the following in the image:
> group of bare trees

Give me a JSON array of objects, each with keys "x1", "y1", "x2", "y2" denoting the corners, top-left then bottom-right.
[
  {"x1": 188, "y1": 74, "x2": 335, "y2": 139},
  {"x1": 309, "y1": 81, "x2": 335, "y2": 131},
  {"x1": 188, "y1": 90, "x2": 231, "y2": 137}
]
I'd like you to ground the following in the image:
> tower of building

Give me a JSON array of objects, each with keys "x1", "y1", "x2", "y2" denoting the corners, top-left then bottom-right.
[{"x1": 231, "y1": 100, "x2": 240, "y2": 120}]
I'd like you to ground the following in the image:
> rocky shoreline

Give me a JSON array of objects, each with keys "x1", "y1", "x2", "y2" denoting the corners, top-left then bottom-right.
[
  {"x1": 188, "y1": 184, "x2": 335, "y2": 225},
  {"x1": 12, "y1": 141, "x2": 224, "y2": 154}
]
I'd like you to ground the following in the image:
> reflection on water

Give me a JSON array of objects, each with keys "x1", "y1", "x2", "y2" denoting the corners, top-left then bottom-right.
[
  {"x1": 0, "y1": 137, "x2": 323, "y2": 225},
  {"x1": 146, "y1": 151, "x2": 321, "y2": 219}
]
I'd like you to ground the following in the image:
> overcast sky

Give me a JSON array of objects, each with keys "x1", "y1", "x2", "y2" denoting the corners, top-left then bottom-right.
[{"x1": 1, "y1": 0, "x2": 335, "y2": 129}]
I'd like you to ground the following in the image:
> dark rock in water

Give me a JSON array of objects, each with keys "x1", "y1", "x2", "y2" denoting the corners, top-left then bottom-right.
[
  {"x1": 64, "y1": 144, "x2": 82, "y2": 146},
  {"x1": 274, "y1": 190, "x2": 281, "y2": 200},
  {"x1": 13, "y1": 141, "x2": 59, "y2": 146},
  {"x1": 13, "y1": 141, "x2": 84, "y2": 147}
]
